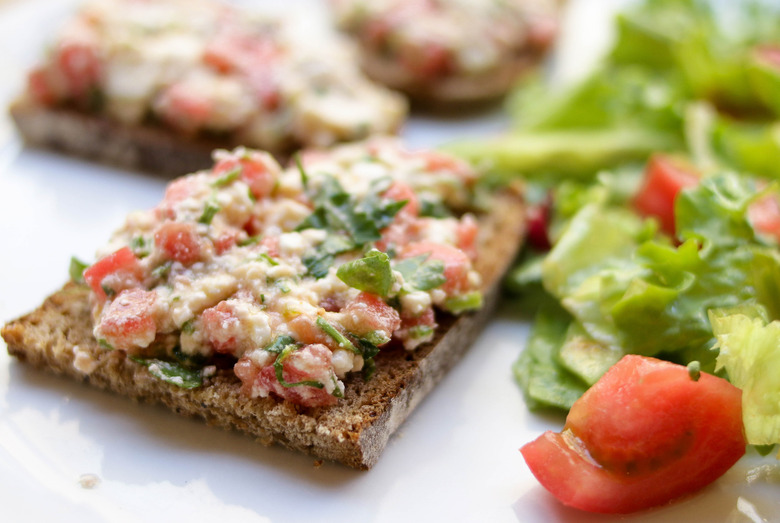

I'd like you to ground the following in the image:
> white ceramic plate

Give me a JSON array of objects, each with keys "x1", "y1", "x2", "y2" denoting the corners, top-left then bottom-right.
[{"x1": 1, "y1": 1, "x2": 779, "y2": 522}]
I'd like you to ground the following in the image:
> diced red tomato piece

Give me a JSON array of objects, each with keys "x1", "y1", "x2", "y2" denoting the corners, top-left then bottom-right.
[
  {"x1": 96, "y1": 288, "x2": 158, "y2": 352},
  {"x1": 203, "y1": 30, "x2": 279, "y2": 74},
  {"x1": 156, "y1": 82, "x2": 213, "y2": 133},
  {"x1": 53, "y1": 18, "x2": 102, "y2": 100},
  {"x1": 395, "y1": 306, "x2": 436, "y2": 349},
  {"x1": 748, "y1": 191, "x2": 780, "y2": 243},
  {"x1": 27, "y1": 67, "x2": 58, "y2": 106},
  {"x1": 400, "y1": 241, "x2": 472, "y2": 294},
  {"x1": 287, "y1": 314, "x2": 333, "y2": 347},
  {"x1": 156, "y1": 177, "x2": 197, "y2": 220},
  {"x1": 383, "y1": 182, "x2": 420, "y2": 219},
  {"x1": 83, "y1": 246, "x2": 144, "y2": 302},
  {"x1": 245, "y1": 69, "x2": 281, "y2": 112},
  {"x1": 260, "y1": 235, "x2": 280, "y2": 258},
  {"x1": 200, "y1": 301, "x2": 242, "y2": 355},
  {"x1": 213, "y1": 231, "x2": 238, "y2": 254},
  {"x1": 340, "y1": 292, "x2": 401, "y2": 341},
  {"x1": 633, "y1": 155, "x2": 700, "y2": 236},
  {"x1": 456, "y1": 214, "x2": 479, "y2": 260},
  {"x1": 234, "y1": 343, "x2": 338, "y2": 407},
  {"x1": 154, "y1": 222, "x2": 202, "y2": 265},
  {"x1": 420, "y1": 150, "x2": 468, "y2": 173},
  {"x1": 213, "y1": 150, "x2": 277, "y2": 200},
  {"x1": 520, "y1": 355, "x2": 746, "y2": 514},
  {"x1": 401, "y1": 41, "x2": 453, "y2": 78}
]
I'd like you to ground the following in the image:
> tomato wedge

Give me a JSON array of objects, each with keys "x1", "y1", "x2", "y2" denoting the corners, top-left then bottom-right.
[
  {"x1": 521, "y1": 355, "x2": 745, "y2": 514},
  {"x1": 632, "y1": 155, "x2": 700, "y2": 236}
]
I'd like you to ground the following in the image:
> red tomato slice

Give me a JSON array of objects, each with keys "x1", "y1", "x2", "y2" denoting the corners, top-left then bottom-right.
[
  {"x1": 521, "y1": 355, "x2": 745, "y2": 514},
  {"x1": 633, "y1": 155, "x2": 700, "y2": 236}
]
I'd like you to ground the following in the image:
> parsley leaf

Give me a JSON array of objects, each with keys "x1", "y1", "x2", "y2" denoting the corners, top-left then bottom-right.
[
  {"x1": 303, "y1": 234, "x2": 353, "y2": 278},
  {"x1": 69, "y1": 256, "x2": 89, "y2": 284},
  {"x1": 394, "y1": 254, "x2": 446, "y2": 291},
  {"x1": 316, "y1": 316, "x2": 359, "y2": 354},
  {"x1": 199, "y1": 199, "x2": 220, "y2": 225},
  {"x1": 336, "y1": 250, "x2": 394, "y2": 297},
  {"x1": 130, "y1": 357, "x2": 203, "y2": 389},
  {"x1": 211, "y1": 166, "x2": 241, "y2": 188}
]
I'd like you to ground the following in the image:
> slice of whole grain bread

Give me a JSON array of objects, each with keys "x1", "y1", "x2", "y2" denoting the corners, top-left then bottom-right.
[
  {"x1": 1, "y1": 192, "x2": 524, "y2": 469},
  {"x1": 10, "y1": 96, "x2": 239, "y2": 176}
]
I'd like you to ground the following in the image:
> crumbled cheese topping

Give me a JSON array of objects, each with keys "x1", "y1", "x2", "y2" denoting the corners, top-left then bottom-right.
[{"x1": 86, "y1": 138, "x2": 484, "y2": 407}]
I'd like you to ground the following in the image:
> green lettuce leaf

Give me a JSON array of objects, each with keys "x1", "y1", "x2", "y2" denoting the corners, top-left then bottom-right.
[{"x1": 711, "y1": 306, "x2": 780, "y2": 445}]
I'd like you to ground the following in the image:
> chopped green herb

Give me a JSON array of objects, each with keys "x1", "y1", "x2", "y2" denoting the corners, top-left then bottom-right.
[
  {"x1": 331, "y1": 376, "x2": 344, "y2": 398},
  {"x1": 274, "y1": 345, "x2": 325, "y2": 389},
  {"x1": 336, "y1": 250, "x2": 394, "y2": 296},
  {"x1": 409, "y1": 325, "x2": 434, "y2": 340},
  {"x1": 130, "y1": 236, "x2": 150, "y2": 258},
  {"x1": 419, "y1": 198, "x2": 452, "y2": 218},
  {"x1": 101, "y1": 284, "x2": 116, "y2": 298},
  {"x1": 355, "y1": 337, "x2": 381, "y2": 360},
  {"x1": 316, "y1": 316, "x2": 359, "y2": 354},
  {"x1": 97, "y1": 338, "x2": 114, "y2": 351},
  {"x1": 238, "y1": 235, "x2": 261, "y2": 246},
  {"x1": 257, "y1": 253, "x2": 279, "y2": 266},
  {"x1": 444, "y1": 291, "x2": 483, "y2": 314},
  {"x1": 265, "y1": 334, "x2": 297, "y2": 354},
  {"x1": 211, "y1": 166, "x2": 241, "y2": 187},
  {"x1": 275, "y1": 279, "x2": 291, "y2": 293},
  {"x1": 151, "y1": 261, "x2": 172, "y2": 280},
  {"x1": 247, "y1": 187, "x2": 257, "y2": 203},
  {"x1": 303, "y1": 233, "x2": 354, "y2": 278},
  {"x1": 130, "y1": 357, "x2": 203, "y2": 389},
  {"x1": 362, "y1": 357, "x2": 377, "y2": 381},
  {"x1": 295, "y1": 153, "x2": 309, "y2": 190},
  {"x1": 69, "y1": 256, "x2": 89, "y2": 284},
  {"x1": 395, "y1": 254, "x2": 446, "y2": 291},
  {"x1": 173, "y1": 345, "x2": 207, "y2": 368},
  {"x1": 296, "y1": 175, "x2": 405, "y2": 247},
  {"x1": 181, "y1": 319, "x2": 195, "y2": 334},
  {"x1": 199, "y1": 199, "x2": 220, "y2": 225}
]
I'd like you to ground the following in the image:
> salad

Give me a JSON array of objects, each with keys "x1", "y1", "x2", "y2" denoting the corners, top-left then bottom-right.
[{"x1": 449, "y1": 0, "x2": 780, "y2": 513}]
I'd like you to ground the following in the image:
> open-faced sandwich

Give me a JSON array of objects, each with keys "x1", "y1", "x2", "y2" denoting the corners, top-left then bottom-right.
[
  {"x1": 10, "y1": 0, "x2": 407, "y2": 175},
  {"x1": 330, "y1": 0, "x2": 562, "y2": 105},
  {"x1": 2, "y1": 138, "x2": 525, "y2": 469}
]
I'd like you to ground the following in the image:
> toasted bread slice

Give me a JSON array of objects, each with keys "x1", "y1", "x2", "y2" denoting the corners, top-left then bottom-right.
[
  {"x1": 10, "y1": 0, "x2": 407, "y2": 176},
  {"x1": 10, "y1": 96, "x2": 228, "y2": 176},
  {"x1": 2, "y1": 192, "x2": 524, "y2": 469}
]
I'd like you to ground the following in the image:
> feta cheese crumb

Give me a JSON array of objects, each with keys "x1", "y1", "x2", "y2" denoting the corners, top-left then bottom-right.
[{"x1": 72, "y1": 346, "x2": 99, "y2": 375}]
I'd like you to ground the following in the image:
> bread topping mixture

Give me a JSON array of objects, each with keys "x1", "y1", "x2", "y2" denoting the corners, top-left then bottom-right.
[
  {"x1": 331, "y1": 0, "x2": 559, "y2": 83},
  {"x1": 26, "y1": 0, "x2": 407, "y2": 152},
  {"x1": 83, "y1": 138, "x2": 484, "y2": 407}
]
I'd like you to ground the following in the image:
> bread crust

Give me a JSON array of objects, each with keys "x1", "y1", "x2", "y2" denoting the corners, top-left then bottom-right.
[
  {"x1": 9, "y1": 96, "x2": 268, "y2": 176},
  {"x1": 359, "y1": 51, "x2": 537, "y2": 106},
  {"x1": 2, "y1": 192, "x2": 524, "y2": 469}
]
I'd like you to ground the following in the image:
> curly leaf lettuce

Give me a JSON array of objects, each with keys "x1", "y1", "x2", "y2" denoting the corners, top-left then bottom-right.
[
  {"x1": 711, "y1": 306, "x2": 780, "y2": 446},
  {"x1": 542, "y1": 173, "x2": 780, "y2": 370}
]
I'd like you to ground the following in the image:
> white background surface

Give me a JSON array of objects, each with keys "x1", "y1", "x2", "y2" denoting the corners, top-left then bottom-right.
[{"x1": 1, "y1": 1, "x2": 780, "y2": 522}]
